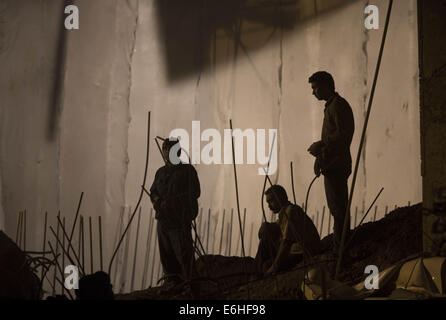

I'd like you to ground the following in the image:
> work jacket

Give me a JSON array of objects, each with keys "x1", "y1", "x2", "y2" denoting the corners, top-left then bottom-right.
[
  {"x1": 150, "y1": 163, "x2": 201, "y2": 228},
  {"x1": 320, "y1": 92, "x2": 355, "y2": 175}
]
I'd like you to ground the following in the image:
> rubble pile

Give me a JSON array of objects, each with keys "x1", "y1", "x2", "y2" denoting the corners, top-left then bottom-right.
[
  {"x1": 324, "y1": 203, "x2": 422, "y2": 283},
  {"x1": 0, "y1": 231, "x2": 42, "y2": 299},
  {"x1": 117, "y1": 204, "x2": 423, "y2": 300}
]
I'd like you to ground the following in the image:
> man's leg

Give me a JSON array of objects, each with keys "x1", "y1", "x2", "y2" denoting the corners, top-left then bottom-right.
[
  {"x1": 157, "y1": 222, "x2": 182, "y2": 282},
  {"x1": 255, "y1": 222, "x2": 281, "y2": 274},
  {"x1": 168, "y1": 225, "x2": 195, "y2": 281},
  {"x1": 324, "y1": 172, "x2": 350, "y2": 253}
]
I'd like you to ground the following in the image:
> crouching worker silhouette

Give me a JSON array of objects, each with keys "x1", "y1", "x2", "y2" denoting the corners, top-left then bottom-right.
[
  {"x1": 255, "y1": 185, "x2": 322, "y2": 276},
  {"x1": 150, "y1": 138, "x2": 201, "y2": 288}
]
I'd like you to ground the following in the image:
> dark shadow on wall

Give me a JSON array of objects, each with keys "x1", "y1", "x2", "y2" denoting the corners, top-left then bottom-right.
[
  {"x1": 154, "y1": 0, "x2": 359, "y2": 83},
  {"x1": 47, "y1": 0, "x2": 71, "y2": 142}
]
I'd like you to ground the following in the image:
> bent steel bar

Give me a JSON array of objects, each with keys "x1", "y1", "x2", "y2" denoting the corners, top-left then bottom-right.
[{"x1": 335, "y1": 0, "x2": 394, "y2": 280}]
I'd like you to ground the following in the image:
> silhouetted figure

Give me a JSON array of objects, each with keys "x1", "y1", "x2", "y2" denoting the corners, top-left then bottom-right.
[
  {"x1": 307, "y1": 71, "x2": 355, "y2": 253},
  {"x1": 75, "y1": 271, "x2": 114, "y2": 300},
  {"x1": 150, "y1": 138, "x2": 200, "y2": 287},
  {"x1": 255, "y1": 185, "x2": 321, "y2": 276}
]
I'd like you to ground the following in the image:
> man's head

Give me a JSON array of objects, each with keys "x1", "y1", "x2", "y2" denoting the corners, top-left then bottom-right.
[
  {"x1": 309, "y1": 71, "x2": 335, "y2": 101},
  {"x1": 265, "y1": 185, "x2": 288, "y2": 213},
  {"x1": 162, "y1": 138, "x2": 181, "y2": 165}
]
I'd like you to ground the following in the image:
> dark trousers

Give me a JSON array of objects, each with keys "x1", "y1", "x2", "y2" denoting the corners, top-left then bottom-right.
[
  {"x1": 255, "y1": 223, "x2": 301, "y2": 274},
  {"x1": 324, "y1": 170, "x2": 351, "y2": 252},
  {"x1": 157, "y1": 222, "x2": 195, "y2": 282}
]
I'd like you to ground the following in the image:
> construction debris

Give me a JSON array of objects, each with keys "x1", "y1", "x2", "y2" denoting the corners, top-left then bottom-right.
[
  {"x1": 116, "y1": 203, "x2": 440, "y2": 300},
  {"x1": 0, "y1": 231, "x2": 42, "y2": 299},
  {"x1": 75, "y1": 271, "x2": 114, "y2": 300}
]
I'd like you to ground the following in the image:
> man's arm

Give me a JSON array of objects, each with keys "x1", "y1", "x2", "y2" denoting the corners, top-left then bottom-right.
[
  {"x1": 266, "y1": 207, "x2": 295, "y2": 275},
  {"x1": 149, "y1": 170, "x2": 165, "y2": 211},
  {"x1": 269, "y1": 239, "x2": 292, "y2": 274},
  {"x1": 149, "y1": 169, "x2": 160, "y2": 197},
  {"x1": 189, "y1": 165, "x2": 201, "y2": 199}
]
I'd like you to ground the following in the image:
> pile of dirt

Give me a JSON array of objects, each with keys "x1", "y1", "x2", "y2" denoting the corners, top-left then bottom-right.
[
  {"x1": 117, "y1": 256, "x2": 257, "y2": 300},
  {"x1": 75, "y1": 271, "x2": 114, "y2": 300},
  {"x1": 0, "y1": 231, "x2": 42, "y2": 299},
  {"x1": 117, "y1": 204, "x2": 423, "y2": 300},
  {"x1": 325, "y1": 203, "x2": 422, "y2": 284}
]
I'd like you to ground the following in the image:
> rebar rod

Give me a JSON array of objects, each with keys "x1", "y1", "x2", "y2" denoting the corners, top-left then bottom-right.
[
  {"x1": 78, "y1": 214, "x2": 82, "y2": 265},
  {"x1": 149, "y1": 222, "x2": 158, "y2": 287},
  {"x1": 248, "y1": 222, "x2": 254, "y2": 256},
  {"x1": 130, "y1": 207, "x2": 142, "y2": 292},
  {"x1": 16, "y1": 211, "x2": 22, "y2": 245},
  {"x1": 228, "y1": 209, "x2": 233, "y2": 256},
  {"x1": 225, "y1": 222, "x2": 230, "y2": 256},
  {"x1": 229, "y1": 119, "x2": 246, "y2": 258},
  {"x1": 197, "y1": 208, "x2": 203, "y2": 238},
  {"x1": 62, "y1": 217, "x2": 65, "y2": 291},
  {"x1": 80, "y1": 216, "x2": 85, "y2": 271},
  {"x1": 290, "y1": 162, "x2": 297, "y2": 205},
  {"x1": 113, "y1": 209, "x2": 124, "y2": 286},
  {"x1": 260, "y1": 132, "x2": 277, "y2": 223},
  {"x1": 119, "y1": 210, "x2": 132, "y2": 293},
  {"x1": 50, "y1": 223, "x2": 84, "y2": 276},
  {"x1": 219, "y1": 209, "x2": 226, "y2": 255},
  {"x1": 69, "y1": 192, "x2": 84, "y2": 246},
  {"x1": 211, "y1": 212, "x2": 218, "y2": 254},
  {"x1": 241, "y1": 208, "x2": 247, "y2": 256},
  {"x1": 154, "y1": 137, "x2": 167, "y2": 165},
  {"x1": 335, "y1": 0, "x2": 394, "y2": 280},
  {"x1": 89, "y1": 216, "x2": 94, "y2": 274},
  {"x1": 48, "y1": 241, "x2": 74, "y2": 300},
  {"x1": 344, "y1": 188, "x2": 384, "y2": 250},
  {"x1": 142, "y1": 211, "x2": 154, "y2": 289},
  {"x1": 108, "y1": 111, "x2": 151, "y2": 275},
  {"x1": 99, "y1": 216, "x2": 103, "y2": 271},
  {"x1": 41, "y1": 211, "x2": 48, "y2": 281},
  {"x1": 206, "y1": 209, "x2": 211, "y2": 253},
  {"x1": 52, "y1": 212, "x2": 60, "y2": 296},
  {"x1": 23, "y1": 210, "x2": 27, "y2": 252}
]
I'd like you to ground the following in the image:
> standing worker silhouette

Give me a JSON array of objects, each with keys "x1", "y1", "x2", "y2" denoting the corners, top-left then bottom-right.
[
  {"x1": 150, "y1": 138, "x2": 201, "y2": 288},
  {"x1": 307, "y1": 71, "x2": 355, "y2": 253}
]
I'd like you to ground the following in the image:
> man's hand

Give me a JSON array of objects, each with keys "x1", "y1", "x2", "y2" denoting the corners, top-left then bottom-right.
[
  {"x1": 307, "y1": 141, "x2": 324, "y2": 157},
  {"x1": 150, "y1": 193, "x2": 160, "y2": 204}
]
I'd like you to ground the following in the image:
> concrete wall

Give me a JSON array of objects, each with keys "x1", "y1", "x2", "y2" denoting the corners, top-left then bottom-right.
[
  {"x1": 0, "y1": 0, "x2": 421, "y2": 292},
  {"x1": 0, "y1": 0, "x2": 62, "y2": 247},
  {"x1": 126, "y1": 0, "x2": 421, "y2": 259},
  {"x1": 418, "y1": 0, "x2": 446, "y2": 254},
  {"x1": 0, "y1": 0, "x2": 138, "y2": 285}
]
